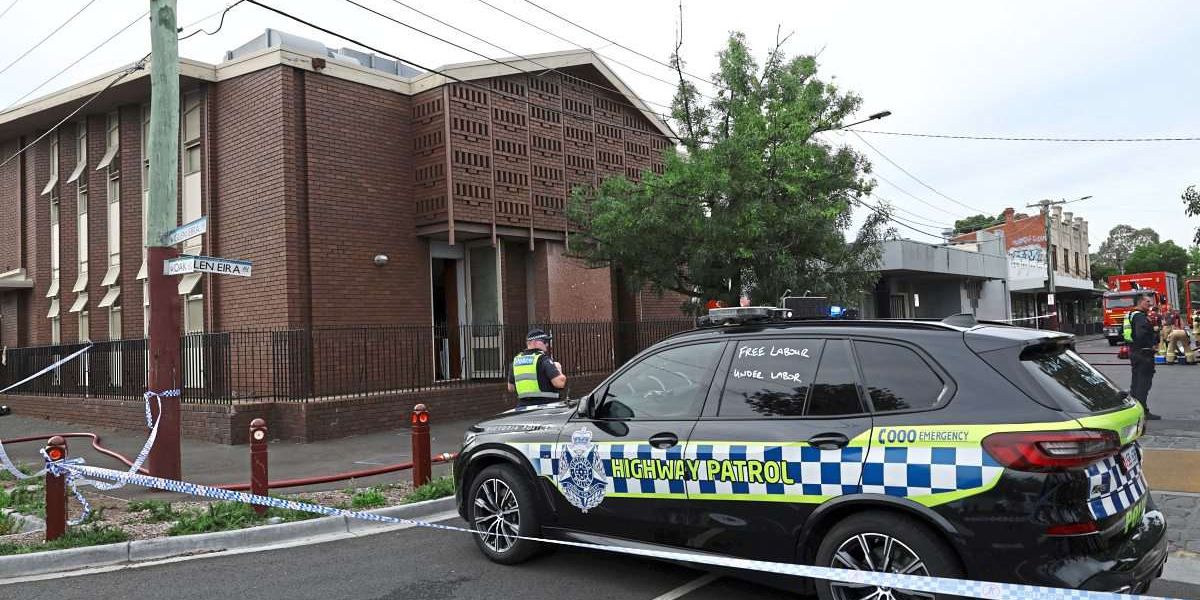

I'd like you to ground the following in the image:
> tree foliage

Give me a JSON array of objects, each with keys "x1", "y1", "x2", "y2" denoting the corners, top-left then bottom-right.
[
  {"x1": 1188, "y1": 245, "x2": 1200, "y2": 278},
  {"x1": 566, "y1": 33, "x2": 890, "y2": 311},
  {"x1": 1096, "y1": 225, "x2": 1160, "y2": 274},
  {"x1": 1124, "y1": 240, "x2": 1190, "y2": 276},
  {"x1": 1089, "y1": 253, "x2": 1119, "y2": 286},
  {"x1": 953, "y1": 214, "x2": 998, "y2": 235},
  {"x1": 1183, "y1": 185, "x2": 1200, "y2": 246}
]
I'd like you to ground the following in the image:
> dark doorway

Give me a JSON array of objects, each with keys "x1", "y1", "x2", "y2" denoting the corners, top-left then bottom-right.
[{"x1": 431, "y1": 258, "x2": 461, "y2": 380}]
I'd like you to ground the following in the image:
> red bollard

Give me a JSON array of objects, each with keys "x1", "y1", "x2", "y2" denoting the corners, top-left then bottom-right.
[
  {"x1": 411, "y1": 404, "x2": 431, "y2": 488},
  {"x1": 44, "y1": 436, "x2": 68, "y2": 542},
  {"x1": 249, "y1": 418, "x2": 269, "y2": 516}
]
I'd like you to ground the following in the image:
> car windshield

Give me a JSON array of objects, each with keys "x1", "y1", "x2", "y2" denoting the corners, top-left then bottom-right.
[
  {"x1": 1019, "y1": 345, "x2": 1127, "y2": 414},
  {"x1": 1105, "y1": 296, "x2": 1135, "y2": 309}
]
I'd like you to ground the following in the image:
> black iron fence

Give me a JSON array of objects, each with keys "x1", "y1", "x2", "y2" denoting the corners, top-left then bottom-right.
[{"x1": 0, "y1": 320, "x2": 694, "y2": 405}]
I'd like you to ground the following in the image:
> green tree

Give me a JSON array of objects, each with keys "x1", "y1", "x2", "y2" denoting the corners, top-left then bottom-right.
[
  {"x1": 1186, "y1": 245, "x2": 1200, "y2": 278},
  {"x1": 1183, "y1": 185, "x2": 1200, "y2": 245},
  {"x1": 1124, "y1": 240, "x2": 1190, "y2": 276},
  {"x1": 1089, "y1": 253, "x2": 1119, "y2": 286},
  {"x1": 1097, "y1": 225, "x2": 1159, "y2": 273},
  {"x1": 567, "y1": 33, "x2": 890, "y2": 311},
  {"x1": 953, "y1": 214, "x2": 998, "y2": 235}
]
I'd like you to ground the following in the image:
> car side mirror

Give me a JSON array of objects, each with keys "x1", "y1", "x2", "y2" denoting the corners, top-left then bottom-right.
[{"x1": 578, "y1": 393, "x2": 595, "y2": 418}]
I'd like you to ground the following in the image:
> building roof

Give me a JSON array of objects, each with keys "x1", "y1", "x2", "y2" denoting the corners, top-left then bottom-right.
[{"x1": 0, "y1": 30, "x2": 676, "y2": 140}]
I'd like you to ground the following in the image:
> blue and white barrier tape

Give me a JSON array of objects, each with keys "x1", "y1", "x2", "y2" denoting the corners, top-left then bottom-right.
[
  {"x1": 0, "y1": 344, "x2": 92, "y2": 480},
  {"x1": 48, "y1": 462, "x2": 1181, "y2": 600}
]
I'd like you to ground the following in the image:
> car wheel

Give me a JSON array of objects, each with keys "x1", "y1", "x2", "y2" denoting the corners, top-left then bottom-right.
[
  {"x1": 467, "y1": 463, "x2": 543, "y2": 564},
  {"x1": 814, "y1": 511, "x2": 963, "y2": 600}
]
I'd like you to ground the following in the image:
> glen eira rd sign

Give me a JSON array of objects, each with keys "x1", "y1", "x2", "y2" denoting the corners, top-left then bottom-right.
[{"x1": 164, "y1": 255, "x2": 253, "y2": 277}]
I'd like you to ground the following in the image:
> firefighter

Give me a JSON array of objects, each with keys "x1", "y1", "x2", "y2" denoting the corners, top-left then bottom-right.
[
  {"x1": 1124, "y1": 293, "x2": 1161, "y2": 420},
  {"x1": 1160, "y1": 303, "x2": 1180, "y2": 355},
  {"x1": 507, "y1": 329, "x2": 567, "y2": 407},
  {"x1": 1166, "y1": 326, "x2": 1195, "y2": 364}
]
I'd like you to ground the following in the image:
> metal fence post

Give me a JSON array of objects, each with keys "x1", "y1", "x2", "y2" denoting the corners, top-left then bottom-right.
[
  {"x1": 44, "y1": 436, "x2": 68, "y2": 541},
  {"x1": 411, "y1": 404, "x2": 431, "y2": 488},
  {"x1": 249, "y1": 418, "x2": 269, "y2": 516}
]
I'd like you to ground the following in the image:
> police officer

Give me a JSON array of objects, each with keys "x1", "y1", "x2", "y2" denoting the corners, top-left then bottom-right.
[
  {"x1": 1124, "y1": 293, "x2": 1161, "y2": 420},
  {"x1": 507, "y1": 328, "x2": 567, "y2": 407}
]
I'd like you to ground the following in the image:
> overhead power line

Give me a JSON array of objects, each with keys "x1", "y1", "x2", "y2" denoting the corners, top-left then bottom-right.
[
  {"x1": 854, "y1": 197, "x2": 945, "y2": 241},
  {"x1": 246, "y1": 0, "x2": 685, "y2": 143},
  {"x1": 472, "y1": 0, "x2": 715, "y2": 101},
  {"x1": 0, "y1": 0, "x2": 20, "y2": 23},
  {"x1": 850, "y1": 130, "x2": 987, "y2": 215},
  {"x1": 346, "y1": 0, "x2": 676, "y2": 129},
  {"x1": 849, "y1": 128, "x2": 1200, "y2": 143},
  {"x1": 871, "y1": 171, "x2": 965, "y2": 220},
  {"x1": 519, "y1": 0, "x2": 716, "y2": 88},
  {"x1": 0, "y1": 0, "x2": 101, "y2": 79}
]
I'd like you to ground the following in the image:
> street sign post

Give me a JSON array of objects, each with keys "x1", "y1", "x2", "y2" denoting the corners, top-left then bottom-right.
[
  {"x1": 161, "y1": 215, "x2": 207, "y2": 247},
  {"x1": 165, "y1": 255, "x2": 253, "y2": 277}
]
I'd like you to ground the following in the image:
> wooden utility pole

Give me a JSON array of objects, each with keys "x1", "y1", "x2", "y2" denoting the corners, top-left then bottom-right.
[
  {"x1": 1028, "y1": 198, "x2": 1067, "y2": 332},
  {"x1": 146, "y1": 0, "x2": 182, "y2": 480}
]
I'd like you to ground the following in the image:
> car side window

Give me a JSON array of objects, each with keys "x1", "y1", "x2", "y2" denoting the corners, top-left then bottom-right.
[
  {"x1": 806, "y1": 340, "x2": 866, "y2": 416},
  {"x1": 717, "y1": 339, "x2": 824, "y2": 417},
  {"x1": 595, "y1": 342, "x2": 723, "y2": 420},
  {"x1": 855, "y1": 341, "x2": 945, "y2": 412}
]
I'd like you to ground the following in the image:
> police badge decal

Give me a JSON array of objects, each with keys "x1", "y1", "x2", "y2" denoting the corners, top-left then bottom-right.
[{"x1": 557, "y1": 428, "x2": 608, "y2": 513}]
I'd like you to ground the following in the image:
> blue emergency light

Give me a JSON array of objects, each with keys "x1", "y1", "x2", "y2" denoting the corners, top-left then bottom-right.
[{"x1": 829, "y1": 305, "x2": 844, "y2": 318}]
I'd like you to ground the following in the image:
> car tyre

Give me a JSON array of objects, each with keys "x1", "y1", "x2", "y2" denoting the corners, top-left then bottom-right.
[
  {"x1": 467, "y1": 463, "x2": 543, "y2": 565},
  {"x1": 814, "y1": 511, "x2": 964, "y2": 600}
]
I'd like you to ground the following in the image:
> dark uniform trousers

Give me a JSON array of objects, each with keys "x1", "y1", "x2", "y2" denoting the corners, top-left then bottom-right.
[{"x1": 1129, "y1": 349, "x2": 1156, "y2": 409}]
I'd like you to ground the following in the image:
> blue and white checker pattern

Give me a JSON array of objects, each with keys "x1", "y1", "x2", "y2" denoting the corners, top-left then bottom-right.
[
  {"x1": 513, "y1": 440, "x2": 1006, "y2": 503},
  {"x1": 1085, "y1": 444, "x2": 1148, "y2": 521},
  {"x1": 860, "y1": 445, "x2": 1004, "y2": 497}
]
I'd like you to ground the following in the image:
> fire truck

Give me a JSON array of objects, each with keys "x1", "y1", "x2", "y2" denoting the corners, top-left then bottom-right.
[{"x1": 1102, "y1": 271, "x2": 1179, "y2": 346}]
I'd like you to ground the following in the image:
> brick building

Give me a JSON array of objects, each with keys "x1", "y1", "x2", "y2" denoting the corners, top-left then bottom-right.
[
  {"x1": 0, "y1": 31, "x2": 690, "y2": 442},
  {"x1": 952, "y1": 206, "x2": 1098, "y2": 327}
]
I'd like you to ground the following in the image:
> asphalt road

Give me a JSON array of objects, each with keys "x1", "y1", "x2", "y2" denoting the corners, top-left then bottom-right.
[
  {"x1": 1077, "y1": 337, "x2": 1200, "y2": 428},
  {"x1": 2, "y1": 517, "x2": 1197, "y2": 600}
]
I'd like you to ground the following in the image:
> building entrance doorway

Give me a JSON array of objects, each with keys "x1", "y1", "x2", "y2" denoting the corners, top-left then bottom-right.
[{"x1": 430, "y1": 241, "x2": 504, "y2": 381}]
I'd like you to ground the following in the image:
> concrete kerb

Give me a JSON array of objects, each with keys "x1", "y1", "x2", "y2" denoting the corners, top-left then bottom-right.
[{"x1": 0, "y1": 496, "x2": 456, "y2": 579}]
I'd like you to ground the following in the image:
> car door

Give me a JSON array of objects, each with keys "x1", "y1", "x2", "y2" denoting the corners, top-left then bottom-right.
[
  {"x1": 686, "y1": 337, "x2": 875, "y2": 562},
  {"x1": 553, "y1": 340, "x2": 726, "y2": 546}
]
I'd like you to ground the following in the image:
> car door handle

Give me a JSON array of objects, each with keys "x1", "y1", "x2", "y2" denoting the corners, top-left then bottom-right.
[
  {"x1": 808, "y1": 433, "x2": 850, "y2": 450},
  {"x1": 648, "y1": 432, "x2": 679, "y2": 449}
]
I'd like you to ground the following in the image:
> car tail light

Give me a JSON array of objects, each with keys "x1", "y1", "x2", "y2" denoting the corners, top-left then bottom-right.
[
  {"x1": 1045, "y1": 521, "x2": 1099, "y2": 536},
  {"x1": 982, "y1": 430, "x2": 1120, "y2": 471}
]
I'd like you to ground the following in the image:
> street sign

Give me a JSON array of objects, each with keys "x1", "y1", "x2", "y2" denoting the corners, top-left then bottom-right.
[
  {"x1": 164, "y1": 255, "x2": 252, "y2": 277},
  {"x1": 160, "y1": 216, "x2": 208, "y2": 247}
]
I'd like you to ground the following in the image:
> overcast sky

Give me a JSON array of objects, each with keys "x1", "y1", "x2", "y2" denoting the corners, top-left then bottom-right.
[{"x1": 2, "y1": 0, "x2": 1198, "y2": 252}]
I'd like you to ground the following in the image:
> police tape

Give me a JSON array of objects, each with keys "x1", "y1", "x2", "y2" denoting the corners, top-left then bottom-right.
[
  {"x1": 0, "y1": 344, "x2": 93, "y2": 481},
  {"x1": 1001, "y1": 312, "x2": 1058, "y2": 323},
  {"x1": 47, "y1": 461, "x2": 1181, "y2": 600}
]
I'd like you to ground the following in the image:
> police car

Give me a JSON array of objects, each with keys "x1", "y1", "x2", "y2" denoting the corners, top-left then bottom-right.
[{"x1": 454, "y1": 307, "x2": 1166, "y2": 597}]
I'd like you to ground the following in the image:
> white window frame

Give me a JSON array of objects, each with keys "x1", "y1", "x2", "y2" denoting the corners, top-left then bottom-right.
[
  {"x1": 42, "y1": 133, "x2": 59, "y2": 196},
  {"x1": 96, "y1": 112, "x2": 119, "y2": 170},
  {"x1": 104, "y1": 170, "x2": 120, "y2": 287},
  {"x1": 109, "y1": 305, "x2": 122, "y2": 387},
  {"x1": 67, "y1": 121, "x2": 87, "y2": 184},
  {"x1": 78, "y1": 310, "x2": 90, "y2": 341},
  {"x1": 182, "y1": 93, "x2": 203, "y2": 256},
  {"x1": 47, "y1": 196, "x2": 60, "y2": 298},
  {"x1": 74, "y1": 186, "x2": 88, "y2": 292}
]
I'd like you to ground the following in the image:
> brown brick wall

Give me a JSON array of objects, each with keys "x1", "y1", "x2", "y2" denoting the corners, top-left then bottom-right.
[
  {"x1": 25, "y1": 134, "x2": 48, "y2": 345},
  {"x1": 0, "y1": 292, "x2": 21, "y2": 347},
  {"x1": 0, "y1": 139, "x2": 22, "y2": 275},
  {"x1": 83, "y1": 114, "x2": 107, "y2": 342},
  {"x1": 638, "y1": 286, "x2": 690, "y2": 319},
  {"x1": 211, "y1": 66, "x2": 294, "y2": 329},
  {"x1": 302, "y1": 72, "x2": 427, "y2": 326},
  {"x1": 57, "y1": 124, "x2": 77, "y2": 341},
  {"x1": 119, "y1": 104, "x2": 145, "y2": 338},
  {"x1": 545, "y1": 240, "x2": 612, "y2": 321}
]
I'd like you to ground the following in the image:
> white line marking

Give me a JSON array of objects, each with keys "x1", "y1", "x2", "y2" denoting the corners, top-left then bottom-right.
[
  {"x1": 650, "y1": 573, "x2": 720, "y2": 600},
  {"x1": 0, "y1": 511, "x2": 461, "y2": 586}
]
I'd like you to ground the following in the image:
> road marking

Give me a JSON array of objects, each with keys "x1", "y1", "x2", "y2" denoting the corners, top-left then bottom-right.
[
  {"x1": 0, "y1": 511, "x2": 461, "y2": 586},
  {"x1": 650, "y1": 573, "x2": 720, "y2": 600}
]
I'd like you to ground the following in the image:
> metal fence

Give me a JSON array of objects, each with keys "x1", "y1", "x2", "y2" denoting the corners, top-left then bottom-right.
[{"x1": 0, "y1": 320, "x2": 694, "y2": 405}]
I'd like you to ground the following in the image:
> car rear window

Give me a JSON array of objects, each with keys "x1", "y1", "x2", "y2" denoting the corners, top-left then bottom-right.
[{"x1": 1019, "y1": 345, "x2": 1126, "y2": 413}]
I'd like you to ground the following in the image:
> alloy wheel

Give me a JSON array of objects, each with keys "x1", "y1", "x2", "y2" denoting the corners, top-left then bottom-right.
[
  {"x1": 473, "y1": 477, "x2": 521, "y2": 553},
  {"x1": 829, "y1": 533, "x2": 933, "y2": 600}
]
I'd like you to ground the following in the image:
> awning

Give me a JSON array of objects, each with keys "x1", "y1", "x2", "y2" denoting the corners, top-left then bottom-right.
[
  {"x1": 98, "y1": 286, "x2": 121, "y2": 308},
  {"x1": 40, "y1": 172, "x2": 58, "y2": 196},
  {"x1": 69, "y1": 292, "x2": 88, "y2": 313},
  {"x1": 45, "y1": 277, "x2": 59, "y2": 298},
  {"x1": 0, "y1": 268, "x2": 34, "y2": 289},
  {"x1": 136, "y1": 260, "x2": 148, "y2": 281},
  {"x1": 100, "y1": 264, "x2": 119, "y2": 287},
  {"x1": 178, "y1": 272, "x2": 202, "y2": 295},
  {"x1": 66, "y1": 159, "x2": 86, "y2": 184},
  {"x1": 71, "y1": 271, "x2": 88, "y2": 293},
  {"x1": 95, "y1": 143, "x2": 118, "y2": 170},
  {"x1": 46, "y1": 298, "x2": 60, "y2": 319}
]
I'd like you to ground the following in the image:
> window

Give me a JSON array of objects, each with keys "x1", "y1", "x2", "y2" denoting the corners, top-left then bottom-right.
[
  {"x1": 718, "y1": 339, "x2": 822, "y2": 417},
  {"x1": 1050, "y1": 244, "x2": 1057, "y2": 270},
  {"x1": 48, "y1": 197, "x2": 60, "y2": 298},
  {"x1": 96, "y1": 112, "x2": 118, "y2": 170},
  {"x1": 182, "y1": 94, "x2": 203, "y2": 257},
  {"x1": 68, "y1": 121, "x2": 87, "y2": 185},
  {"x1": 1063, "y1": 248, "x2": 1070, "y2": 274},
  {"x1": 856, "y1": 341, "x2": 945, "y2": 412},
  {"x1": 74, "y1": 189, "x2": 88, "y2": 292},
  {"x1": 184, "y1": 294, "x2": 204, "y2": 333},
  {"x1": 1021, "y1": 346, "x2": 1126, "y2": 413},
  {"x1": 109, "y1": 306, "x2": 122, "y2": 340},
  {"x1": 78, "y1": 310, "x2": 89, "y2": 342},
  {"x1": 807, "y1": 340, "x2": 866, "y2": 416},
  {"x1": 42, "y1": 133, "x2": 59, "y2": 196},
  {"x1": 109, "y1": 306, "x2": 122, "y2": 386},
  {"x1": 595, "y1": 343, "x2": 722, "y2": 420},
  {"x1": 1074, "y1": 251, "x2": 1080, "y2": 276},
  {"x1": 50, "y1": 315, "x2": 61, "y2": 345},
  {"x1": 105, "y1": 174, "x2": 120, "y2": 283}
]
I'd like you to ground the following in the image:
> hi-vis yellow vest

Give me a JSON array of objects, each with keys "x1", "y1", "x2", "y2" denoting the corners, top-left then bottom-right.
[
  {"x1": 1123, "y1": 310, "x2": 1142, "y2": 343},
  {"x1": 513, "y1": 351, "x2": 558, "y2": 402}
]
